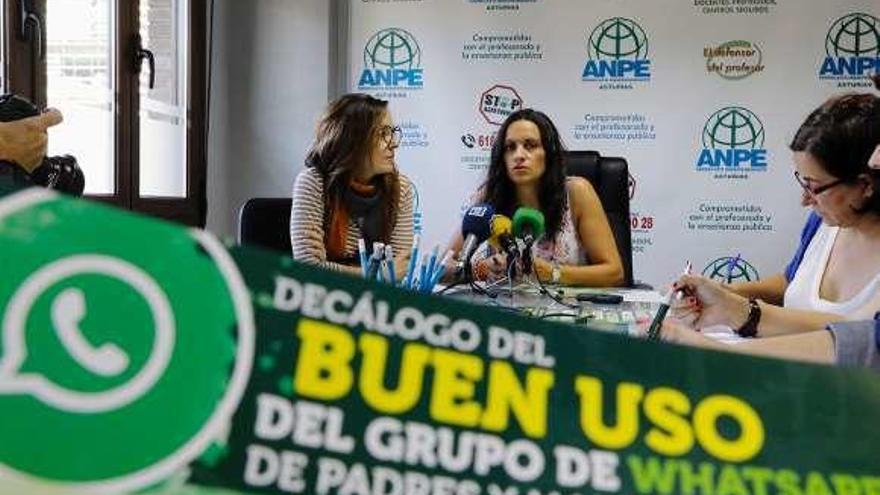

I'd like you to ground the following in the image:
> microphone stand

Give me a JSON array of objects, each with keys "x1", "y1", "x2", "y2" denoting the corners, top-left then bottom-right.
[
  {"x1": 437, "y1": 251, "x2": 496, "y2": 299},
  {"x1": 482, "y1": 242, "x2": 521, "y2": 301},
  {"x1": 517, "y1": 238, "x2": 578, "y2": 310}
]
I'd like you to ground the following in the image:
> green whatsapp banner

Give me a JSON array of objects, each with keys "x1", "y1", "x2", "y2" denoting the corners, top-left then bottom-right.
[{"x1": 1, "y1": 188, "x2": 879, "y2": 495}]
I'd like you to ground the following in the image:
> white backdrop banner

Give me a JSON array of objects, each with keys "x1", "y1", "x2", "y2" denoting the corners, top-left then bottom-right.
[{"x1": 346, "y1": 0, "x2": 880, "y2": 287}]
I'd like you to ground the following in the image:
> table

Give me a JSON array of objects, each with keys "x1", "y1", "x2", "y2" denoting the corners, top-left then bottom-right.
[
  {"x1": 440, "y1": 282, "x2": 665, "y2": 336},
  {"x1": 441, "y1": 282, "x2": 746, "y2": 342}
]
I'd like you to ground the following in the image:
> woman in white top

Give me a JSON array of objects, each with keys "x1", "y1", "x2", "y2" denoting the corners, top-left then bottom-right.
[
  {"x1": 673, "y1": 76, "x2": 880, "y2": 338},
  {"x1": 447, "y1": 108, "x2": 624, "y2": 287}
]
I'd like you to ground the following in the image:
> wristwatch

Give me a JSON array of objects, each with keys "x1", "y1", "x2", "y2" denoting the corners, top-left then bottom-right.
[
  {"x1": 734, "y1": 298, "x2": 761, "y2": 338},
  {"x1": 551, "y1": 262, "x2": 562, "y2": 284}
]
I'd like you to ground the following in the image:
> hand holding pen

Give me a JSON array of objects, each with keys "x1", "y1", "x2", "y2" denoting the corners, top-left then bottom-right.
[
  {"x1": 647, "y1": 261, "x2": 691, "y2": 340},
  {"x1": 669, "y1": 271, "x2": 750, "y2": 330}
]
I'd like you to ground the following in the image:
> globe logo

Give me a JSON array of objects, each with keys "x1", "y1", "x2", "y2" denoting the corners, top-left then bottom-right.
[
  {"x1": 825, "y1": 13, "x2": 880, "y2": 58},
  {"x1": 702, "y1": 256, "x2": 760, "y2": 284},
  {"x1": 364, "y1": 28, "x2": 421, "y2": 70},
  {"x1": 702, "y1": 107, "x2": 765, "y2": 150},
  {"x1": 587, "y1": 17, "x2": 649, "y2": 61}
]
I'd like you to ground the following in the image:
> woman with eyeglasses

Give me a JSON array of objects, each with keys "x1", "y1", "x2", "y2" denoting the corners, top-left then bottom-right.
[
  {"x1": 446, "y1": 108, "x2": 624, "y2": 287},
  {"x1": 290, "y1": 93, "x2": 413, "y2": 276},
  {"x1": 671, "y1": 75, "x2": 880, "y2": 342}
]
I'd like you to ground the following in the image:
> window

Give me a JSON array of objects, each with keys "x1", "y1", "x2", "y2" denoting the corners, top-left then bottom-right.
[{"x1": 5, "y1": 0, "x2": 207, "y2": 226}]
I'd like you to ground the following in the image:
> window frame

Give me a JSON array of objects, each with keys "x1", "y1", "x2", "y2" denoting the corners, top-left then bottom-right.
[{"x1": 3, "y1": 0, "x2": 208, "y2": 227}]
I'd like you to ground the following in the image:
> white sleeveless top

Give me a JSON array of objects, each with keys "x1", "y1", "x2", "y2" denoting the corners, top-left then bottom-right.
[{"x1": 784, "y1": 222, "x2": 880, "y2": 320}]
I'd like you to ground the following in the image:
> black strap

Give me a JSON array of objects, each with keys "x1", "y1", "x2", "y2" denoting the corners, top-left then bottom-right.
[{"x1": 735, "y1": 298, "x2": 761, "y2": 338}]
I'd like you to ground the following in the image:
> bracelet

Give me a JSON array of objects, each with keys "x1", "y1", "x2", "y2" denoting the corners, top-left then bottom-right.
[
  {"x1": 551, "y1": 261, "x2": 562, "y2": 284},
  {"x1": 734, "y1": 298, "x2": 761, "y2": 338}
]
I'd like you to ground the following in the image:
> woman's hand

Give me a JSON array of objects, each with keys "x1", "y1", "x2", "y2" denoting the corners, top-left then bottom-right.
[
  {"x1": 671, "y1": 274, "x2": 750, "y2": 330},
  {"x1": 648, "y1": 320, "x2": 717, "y2": 349},
  {"x1": 473, "y1": 253, "x2": 509, "y2": 282},
  {"x1": 533, "y1": 257, "x2": 554, "y2": 283}
]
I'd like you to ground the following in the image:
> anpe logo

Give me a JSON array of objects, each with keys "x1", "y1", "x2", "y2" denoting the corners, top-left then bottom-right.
[
  {"x1": 480, "y1": 84, "x2": 524, "y2": 126},
  {"x1": 819, "y1": 13, "x2": 880, "y2": 80},
  {"x1": 696, "y1": 106, "x2": 767, "y2": 174},
  {"x1": 582, "y1": 17, "x2": 651, "y2": 84},
  {"x1": 358, "y1": 28, "x2": 424, "y2": 89},
  {"x1": 702, "y1": 256, "x2": 760, "y2": 284}
]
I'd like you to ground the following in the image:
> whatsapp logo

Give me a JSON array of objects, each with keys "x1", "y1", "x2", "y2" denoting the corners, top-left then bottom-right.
[
  {"x1": 0, "y1": 190, "x2": 255, "y2": 492},
  {"x1": 0, "y1": 255, "x2": 175, "y2": 413}
]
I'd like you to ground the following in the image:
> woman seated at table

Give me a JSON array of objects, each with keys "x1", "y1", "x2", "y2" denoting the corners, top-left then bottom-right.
[
  {"x1": 290, "y1": 93, "x2": 413, "y2": 276},
  {"x1": 447, "y1": 108, "x2": 624, "y2": 287},
  {"x1": 673, "y1": 76, "x2": 880, "y2": 338}
]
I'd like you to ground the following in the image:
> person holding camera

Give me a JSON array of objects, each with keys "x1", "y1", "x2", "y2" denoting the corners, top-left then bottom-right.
[{"x1": 0, "y1": 108, "x2": 63, "y2": 173}]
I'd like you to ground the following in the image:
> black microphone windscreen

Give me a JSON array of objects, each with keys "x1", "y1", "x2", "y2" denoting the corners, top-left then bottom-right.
[{"x1": 461, "y1": 204, "x2": 495, "y2": 243}]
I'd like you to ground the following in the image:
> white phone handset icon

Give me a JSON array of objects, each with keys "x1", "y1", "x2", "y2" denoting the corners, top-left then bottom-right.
[{"x1": 52, "y1": 288, "x2": 129, "y2": 377}]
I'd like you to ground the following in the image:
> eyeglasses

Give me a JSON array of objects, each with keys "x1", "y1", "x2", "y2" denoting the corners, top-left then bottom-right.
[
  {"x1": 377, "y1": 125, "x2": 402, "y2": 146},
  {"x1": 793, "y1": 170, "x2": 846, "y2": 196}
]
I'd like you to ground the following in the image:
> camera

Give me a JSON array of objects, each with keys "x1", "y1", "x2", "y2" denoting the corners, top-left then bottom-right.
[{"x1": 0, "y1": 94, "x2": 85, "y2": 196}]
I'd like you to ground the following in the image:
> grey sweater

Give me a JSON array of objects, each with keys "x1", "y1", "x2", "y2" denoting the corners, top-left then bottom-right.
[{"x1": 827, "y1": 319, "x2": 880, "y2": 371}]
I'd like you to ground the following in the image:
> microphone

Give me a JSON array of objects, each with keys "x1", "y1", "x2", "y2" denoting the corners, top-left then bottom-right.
[
  {"x1": 455, "y1": 203, "x2": 495, "y2": 275},
  {"x1": 512, "y1": 207, "x2": 545, "y2": 245},
  {"x1": 489, "y1": 214, "x2": 520, "y2": 271},
  {"x1": 512, "y1": 207, "x2": 545, "y2": 276}
]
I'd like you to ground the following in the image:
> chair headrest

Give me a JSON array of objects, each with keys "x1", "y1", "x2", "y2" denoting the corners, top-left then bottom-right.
[{"x1": 564, "y1": 151, "x2": 601, "y2": 180}]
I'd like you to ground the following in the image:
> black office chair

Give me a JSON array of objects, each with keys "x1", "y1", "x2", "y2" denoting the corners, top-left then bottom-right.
[
  {"x1": 564, "y1": 150, "x2": 636, "y2": 287},
  {"x1": 237, "y1": 197, "x2": 293, "y2": 253}
]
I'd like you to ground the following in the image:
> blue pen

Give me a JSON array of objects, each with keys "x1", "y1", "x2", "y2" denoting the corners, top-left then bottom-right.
[
  {"x1": 727, "y1": 253, "x2": 741, "y2": 284},
  {"x1": 424, "y1": 245, "x2": 439, "y2": 289},
  {"x1": 357, "y1": 238, "x2": 369, "y2": 277},
  {"x1": 418, "y1": 254, "x2": 430, "y2": 292},
  {"x1": 408, "y1": 251, "x2": 423, "y2": 290},
  {"x1": 429, "y1": 249, "x2": 454, "y2": 289},
  {"x1": 385, "y1": 244, "x2": 397, "y2": 286},
  {"x1": 403, "y1": 235, "x2": 420, "y2": 289}
]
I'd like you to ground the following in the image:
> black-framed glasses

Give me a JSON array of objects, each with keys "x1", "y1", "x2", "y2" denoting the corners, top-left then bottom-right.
[
  {"x1": 793, "y1": 171, "x2": 846, "y2": 196},
  {"x1": 377, "y1": 125, "x2": 402, "y2": 146}
]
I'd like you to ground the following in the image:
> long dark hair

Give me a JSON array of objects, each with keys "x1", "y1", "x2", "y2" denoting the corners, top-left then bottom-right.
[
  {"x1": 304, "y1": 93, "x2": 400, "y2": 242},
  {"x1": 483, "y1": 108, "x2": 568, "y2": 239},
  {"x1": 790, "y1": 75, "x2": 880, "y2": 215}
]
